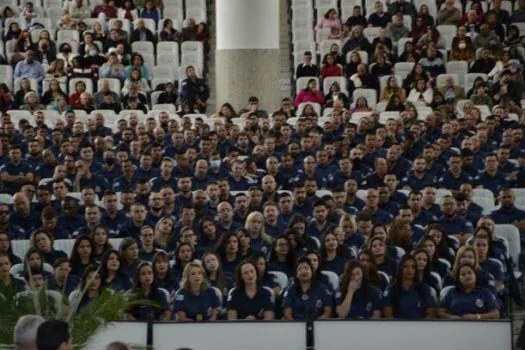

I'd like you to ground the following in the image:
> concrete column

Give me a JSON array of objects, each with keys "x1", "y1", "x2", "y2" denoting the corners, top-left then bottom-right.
[{"x1": 215, "y1": 0, "x2": 281, "y2": 113}]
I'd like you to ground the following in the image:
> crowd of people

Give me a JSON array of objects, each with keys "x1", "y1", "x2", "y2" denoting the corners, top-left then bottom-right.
[{"x1": 1, "y1": 0, "x2": 525, "y2": 339}]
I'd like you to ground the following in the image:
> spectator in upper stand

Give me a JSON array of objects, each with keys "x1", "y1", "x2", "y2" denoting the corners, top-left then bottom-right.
[
  {"x1": 486, "y1": 0, "x2": 510, "y2": 27},
  {"x1": 296, "y1": 51, "x2": 320, "y2": 79},
  {"x1": 417, "y1": 4, "x2": 435, "y2": 27},
  {"x1": 320, "y1": 53, "x2": 343, "y2": 78},
  {"x1": 348, "y1": 63, "x2": 379, "y2": 95},
  {"x1": 484, "y1": 13, "x2": 506, "y2": 42},
  {"x1": 477, "y1": 153, "x2": 510, "y2": 196},
  {"x1": 238, "y1": 96, "x2": 269, "y2": 118},
  {"x1": 385, "y1": 13, "x2": 410, "y2": 43},
  {"x1": 0, "y1": 146, "x2": 34, "y2": 195},
  {"x1": 14, "y1": 50, "x2": 44, "y2": 83},
  {"x1": 69, "y1": 0, "x2": 91, "y2": 20},
  {"x1": 418, "y1": 44, "x2": 446, "y2": 78},
  {"x1": 368, "y1": 1, "x2": 392, "y2": 28},
  {"x1": 400, "y1": 156, "x2": 435, "y2": 192},
  {"x1": 473, "y1": 24, "x2": 500, "y2": 49},
  {"x1": 324, "y1": 81, "x2": 350, "y2": 109},
  {"x1": 159, "y1": 19, "x2": 180, "y2": 42},
  {"x1": 342, "y1": 26, "x2": 371, "y2": 55},
  {"x1": 92, "y1": 0, "x2": 118, "y2": 19},
  {"x1": 417, "y1": 26, "x2": 446, "y2": 51},
  {"x1": 293, "y1": 79, "x2": 325, "y2": 107},
  {"x1": 141, "y1": 0, "x2": 160, "y2": 23},
  {"x1": 511, "y1": 0, "x2": 525, "y2": 22},
  {"x1": 181, "y1": 17, "x2": 198, "y2": 42},
  {"x1": 437, "y1": 76, "x2": 465, "y2": 102},
  {"x1": 118, "y1": 0, "x2": 139, "y2": 21},
  {"x1": 438, "y1": 0, "x2": 461, "y2": 25},
  {"x1": 450, "y1": 26, "x2": 475, "y2": 62},
  {"x1": 437, "y1": 195, "x2": 474, "y2": 245},
  {"x1": 315, "y1": 8, "x2": 341, "y2": 31},
  {"x1": 131, "y1": 19, "x2": 156, "y2": 43},
  {"x1": 470, "y1": 48, "x2": 496, "y2": 74},
  {"x1": 345, "y1": 6, "x2": 367, "y2": 27},
  {"x1": 388, "y1": 0, "x2": 417, "y2": 20},
  {"x1": 180, "y1": 65, "x2": 209, "y2": 113}
]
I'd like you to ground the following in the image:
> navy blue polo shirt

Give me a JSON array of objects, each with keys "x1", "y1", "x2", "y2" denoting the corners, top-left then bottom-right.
[
  {"x1": 4, "y1": 224, "x2": 27, "y2": 240},
  {"x1": 383, "y1": 282, "x2": 435, "y2": 319},
  {"x1": 151, "y1": 176, "x2": 178, "y2": 192},
  {"x1": 420, "y1": 205, "x2": 441, "y2": 220},
  {"x1": 400, "y1": 172, "x2": 436, "y2": 192},
  {"x1": 25, "y1": 154, "x2": 44, "y2": 170},
  {"x1": 207, "y1": 167, "x2": 230, "y2": 182},
  {"x1": 491, "y1": 206, "x2": 525, "y2": 226},
  {"x1": 42, "y1": 249, "x2": 68, "y2": 266},
  {"x1": 35, "y1": 162, "x2": 56, "y2": 180},
  {"x1": 335, "y1": 285, "x2": 382, "y2": 319},
  {"x1": 317, "y1": 164, "x2": 338, "y2": 189},
  {"x1": 250, "y1": 236, "x2": 272, "y2": 255},
  {"x1": 96, "y1": 167, "x2": 123, "y2": 188},
  {"x1": 333, "y1": 170, "x2": 363, "y2": 189},
  {"x1": 281, "y1": 282, "x2": 332, "y2": 320},
  {"x1": 156, "y1": 275, "x2": 179, "y2": 294},
  {"x1": 0, "y1": 160, "x2": 33, "y2": 193},
  {"x1": 9, "y1": 212, "x2": 41, "y2": 237},
  {"x1": 174, "y1": 287, "x2": 221, "y2": 320},
  {"x1": 228, "y1": 175, "x2": 251, "y2": 191},
  {"x1": 227, "y1": 286, "x2": 274, "y2": 319},
  {"x1": 105, "y1": 273, "x2": 132, "y2": 292},
  {"x1": 174, "y1": 194, "x2": 193, "y2": 210},
  {"x1": 377, "y1": 258, "x2": 398, "y2": 280},
  {"x1": 480, "y1": 259, "x2": 504, "y2": 283},
  {"x1": 378, "y1": 201, "x2": 400, "y2": 216},
  {"x1": 438, "y1": 172, "x2": 474, "y2": 191},
  {"x1": 363, "y1": 172, "x2": 386, "y2": 188},
  {"x1": 276, "y1": 167, "x2": 300, "y2": 190},
  {"x1": 136, "y1": 167, "x2": 160, "y2": 181},
  {"x1": 112, "y1": 175, "x2": 139, "y2": 192},
  {"x1": 344, "y1": 233, "x2": 365, "y2": 251},
  {"x1": 367, "y1": 208, "x2": 394, "y2": 225},
  {"x1": 440, "y1": 286, "x2": 498, "y2": 316},
  {"x1": 79, "y1": 175, "x2": 109, "y2": 198},
  {"x1": 293, "y1": 201, "x2": 314, "y2": 218},
  {"x1": 129, "y1": 288, "x2": 170, "y2": 321},
  {"x1": 476, "y1": 171, "x2": 509, "y2": 194},
  {"x1": 268, "y1": 260, "x2": 294, "y2": 278},
  {"x1": 307, "y1": 221, "x2": 337, "y2": 239},
  {"x1": 101, "y1": 211, "x2": 131, "y2": 237},
  {"x1": 437, "y1": 215, "x2": 473, "y2": 236},
  {"x1": 57, "y1": 214, "x2": 85, "y2": 237},
  {"x1": 191, "y1": 175, "x2": 209, "y2": 190},
  {"x1": 322, "y1": 256, "x2": 347, "y2": 276}
]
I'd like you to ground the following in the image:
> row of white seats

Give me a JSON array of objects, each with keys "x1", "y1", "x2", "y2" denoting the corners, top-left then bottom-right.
[{"x1": 11, "y1": 238, "x2": 124, "y2": 260}]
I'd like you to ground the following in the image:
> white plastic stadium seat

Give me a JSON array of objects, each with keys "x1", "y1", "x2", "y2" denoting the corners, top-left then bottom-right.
[{"x1": 321, "y1": 270, "x2": 339, "y2": 290}]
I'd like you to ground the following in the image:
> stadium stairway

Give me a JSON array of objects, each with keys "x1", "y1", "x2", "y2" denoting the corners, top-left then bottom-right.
[
  {"x1": 280, "y1": 0, "x2": 292, "y2": 100},
  {"x1": 206, "y1": 0, "x2": 216, "y2": 111}
]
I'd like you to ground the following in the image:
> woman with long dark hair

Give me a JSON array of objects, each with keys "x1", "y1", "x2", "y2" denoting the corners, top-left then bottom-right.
[
  {"x1": 417, "y1": 235, "x2": 450, "y2": 278},
  {"x1": 90, "y1": 225, "x2": 112, "y2": 261},
  {"x1": 320, "y1": 231, "x2": 348, "y2": 276},
  {"x1": 172, "y1": 242, "x2": 195, "y2": 281},
  {"x1": 152, "y1": 250, "x2": 179, "y2": 294},
  {"x1": 412, "y1": 248, "x2": 441, "y2": 293},
  {"x1": 99, "y1": 249, "x2": 132, "y2": 292},
  {"x1": 336, "y1": 261, "x2": 382, "y2": 319},
  {"x1": 0, "y1": 232, "x2": 22, "y2": 265},
  {"x1": 268, "y1": 235, "x2": 295, "y2": 278},
  {"x1": 119, "y1": 237, "x2": 141, "y2": 282},
  {"x1": 202, "y1": 251, "x2": 231, "y2": 296},
  {"x1": 216, "y1": 231, "x2": 242, "y2": 277},
  {"x1": 383, "y1": 255, "x2": 436, "y2": 319},
  {"x1": 367, "y1": 236, "x2": 397, "y2": 280},
  {"x1": 358, "y1": 250, "x2": 389, "y2": 291},
  {"x1": 70, "y1": 235, "x2": 95, "y2": 277},
  {"x1": 287, "y1": 214, "x2": 318, "y2": 255},
  {"x1": 75, "y1": 264, "x2": 103, "y2": 311}
]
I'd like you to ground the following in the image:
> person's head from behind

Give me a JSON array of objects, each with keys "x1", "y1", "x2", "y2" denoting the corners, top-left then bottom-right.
[
  {"x1": 36, "y1": 320, "x2": 72, "y2": 350},
  {"x1": 14, "y1": 315, "x2": 45, "y2": 350},
  {"x1": 105, "y1": 341, "x2": 131, "y2": 350}
]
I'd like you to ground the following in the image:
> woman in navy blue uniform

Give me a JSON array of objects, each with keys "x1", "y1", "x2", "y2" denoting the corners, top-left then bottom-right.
[
  {"x1": 31, "y1": 230, "x2": 68, "y2": 266},
  {"x1": 445, "y1": 245, "x2": 494, "y2": 291},
  {"x1": 282, "y1": 257, "x2": 332, "y2": 320},
  {"x1": 0, "y1": 232, "x2": 22, "y2": 265},
  {"x1": 0, "y1": 252, "x2": 25, "y2": 294},
  {"x1": 216, "y1": 231, "x2": 242, "y2": 278},
  {"x1": 245, "y1": 211, "x2": 273, "y2": 254},
  {"x1": 320, "y1": 231, "x2": 348, "y2": 276},
  {"x1": 174, "y1": 261, "x2": 221, "y2": 321},
  {"x1": 304, "y1": 250, "x2": 335, "y2": 295},
  {"x1": 126, "y1": 261, "x2": 172, "y2": 321},
  {"x1": 119, "y1": 238, "x2": 141, "y2": 282},
  {"x1": 412, "y1": 249, "x2": 441, "y2": 294},
  {"x1": 172, "y1": 242, "x2": 195, "y2": 282},
  {"x1": 253, "y1": 252, "x2": 281, "y2": 296},
  {"x1": 90, "y1": 225, "x2": 112, "y2": 261},
  {"x1": 339, "y1": 213, "x2": 365, "y2": 253},
  {"x1": 439, "y1": 264, "x2": 500, "y2": 320},
  {"x1": 286, "y1": 214, "x2": 319, "y2": 255},
  {"x1": 197, "y1": 216, "x2": 219, "y2": 256},
  {"x1": 268, "y1": 235, "x2": 295, "y2": 278},
  {"x1": 227, "y1": 260, "x2": 274, "y2": 320},
  {"x1": 367, "y1": 236, "x2": 398, "y2": 280},
  {"x1": 100, "y1": 249, "x2": 132, "y2": 292},
  {"x1": 358, "y1": 251, "x2": 390, "y2": 291},
  {"x1": 70, "y1": 235, "x2": 95, "y2": 277},
  {"x1": 47, "y1": 258, "x2": 80, "y2": 297},
  {"x1": 236, "y1": 229, "x2": 254, "y2": 259},
  {"x1": 426, "y1": 223, "x2": 456, "y2": 264},
  {"x1": 371, "y1": 225, "x2": 399, "y2": 260},
  {"x1": 152, "y1": 250, "x2": 179, "y2": 294},
  {"x1": 383, "y1": 255, "x2": 436, "y2": 319},
  {"x1": 336, "y1": 261, "x2": 382, "y2": 319},
  {"x1": 417, "y1": 235, "x2": 450, "y2": 278},
  {"x1": 20, "y1": 248, "x2": 52, "y2": 279},
  {"x1": 474, "y1": 219, "x2": 509, "y2": 268},
  {"x1": 76, "y1": 264, "x2": 103, "y2": 311},
  {"x1": 202, "y1": 251, "x2": 232, "y2": 297}
]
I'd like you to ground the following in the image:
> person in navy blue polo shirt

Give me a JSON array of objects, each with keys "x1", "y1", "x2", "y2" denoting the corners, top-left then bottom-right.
[
  {"x1": 228, "y1": 160, "x2": 251, "y2": 191},
  {"x1": 344, "y1": 179, "x2": 365, "y2": 211},
  {"x1": 383, "y1": 255, "x2": 437, "y2": 319},
  {"x1": 437, "y1": 195, "x2": 474, "y2": 245},
  {"x1": 438, "y1": 154, "x2": 474, "y2": 191},
  {"x1": 307, "y1": 200, "x2": 337, "y2": 239},
  {"x1": 336, "y1": 261, "x2": 382, "y2": 319},
  {"x1": 151, "y1": 158, "x2": 178, "y2": 192},
  {"x1": 491, "y1": 188, "x2": 525, "y2": 237},
  {"x1": 292, "y1": 182, "x2": 313, "y2": 217},
  {"x1": 400, "y1": 156, "x2": 435, "y2": 192},
  {"x1": 0, "y1": 203, "x2": 26, "y2": 240},
  {"x1": 112, "y1": 159, "x2": 138, "y2": 192},
  {"x1": 282, "y1": 257, "x2": 332, "y2": 320},
  {"x1": 46, "y1": 258, "x2": 81, "y2": 297},
  {"x1": 174, "y1": 261, "x2": 221, "y2": 321},
  {"x1": 0, "y1": 145, "x2": 34, "y2": 195},
  {"x1": 73, "y1": 159, "x2": 108, "y2": 199},
  {"x1": 476, "y1": 153, "x2": 510, "y2": 195},
  {"x1": 10, "y1": 192, "x2": 41, "y2": 238},
  {"x1": 361, "y1": 188, "x2": 394, "y2": 225},
  {"x1": 439, "y1": 264, "x2": 500, "y2": 319},
  {"x1": 227, "y1": 260, "x2": 275, "y2": 320}
]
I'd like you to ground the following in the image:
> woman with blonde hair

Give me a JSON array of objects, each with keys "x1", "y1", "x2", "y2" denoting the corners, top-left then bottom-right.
[
  {"x1": 20, "y1": 91, "x2": 45, "y2": 112},
  {"x1": 245, "y1": 211, "x2": 273, "y2": 254},
  {"x1": 173, "y1": 261, "x2": 221, "y2": 321},
  {"x1": 380, "y1": 76, "x2": 406, "y2": 102},
  {"x1": 154, "y1": 216, "x2": 176, "y2": 252}
]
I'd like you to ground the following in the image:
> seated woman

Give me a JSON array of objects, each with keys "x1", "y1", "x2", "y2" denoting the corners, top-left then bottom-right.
[
  {"x1": 90, "y1": 225, "x2": 112, "y2": 261},
  {"x1": 172, "y1": 242, "x2": 196, "y2": 282},
  {"x1": 126, "y1": 261, "x2": 172, "y2": 321},
  {"x1": 350, "y1": 96, "x2": 373, "y2": 114},
  {"x1": 0, "y1": 83, "x2": 17, "y2": 112},
  {"x1": 227, "y1": 260, "x2": 274, "y2": 320},
  {"x1": 320, "y1": 53, "x2": 343, "y2": 78},
  {"x1": 358, "y1": 250, "x2": 390, "y2": 291},
  {"x1": 174, "y1": 261, "x2": 221, "y2": 321},
  {"x1": 293, "y1": 78, "x2": 325, "y2": 107},
  {"x1": 473, "y1": 234, "x2": 505, "y2": 299},
  {"x1": 267, "y1": 235, "x2": 295, "y2": 278},
  {"x1": 407, "y1": 78, "x2": 433, "y2": 106},
  {"x1": 46, "y1": 59, "x2": 67, "y2": 84},
  {"x1": 282, "y1": 257, "x2": 332, "y2": 320},
  {"x1": 385, "y1": 94, "x2": 404, "y2": 111},
  {"x1": 122, "y1": 68, "x2": 151, "y2": 95},
  {"x1": 252, "y1": 252, "x2": 281, "y2": 297},
  {"x1": 380, "y1": 76, "x2": 406, "y2": 103},
  {"x1": 20, "y1": 91, "x2": 45, "y2": 113},
  {"x1": 417, "y1": 235, "x2": 450, "y2": 278},
  {"x1": 157, "y1": 82, "x2": 177, "y2": 105},
  {"x1": 383, "y1": 255, "x2": 436, "y2": 319},
  {"x1": 324, "y1": 81, "x2": 350, "y2": 109},
  {"x1": 413, "y1": 248, "x2": 441, "y2": 294},
  {"x1": 417, "y1": 26, "x2": 446, "y2": 51},
  {"x1": 320, "y1": 231, "x2": 348, "y2": 276},
  {"x1": 0, "y1": 232, "x2": 22, "y2": 265},
  {"x1": 100, "y1": 249, "x2": 132, "y2": 292},
  {"x1": 41, "y1": 79, "x2": 68, "y2": 106},
  {"x1": 70, "y1": 235, "x2": 95, "y2": 277},
  {"x1": 402, "y1": 63, "x2": 430, "y2": 93},
  {"x1": 0, "y1": 252, "x2": 26, "y2": 294},
  {"x1": 367, "y1": 236, "x2": 397, "y2": 280},
  {"x1": 450, "y1": 26, "x2": 474, "y2": 63},
  {"x1": 47, "y1": 258, "x2": 80, "y2": 297},
  {"x1": 336, "y1": 261, "x2": 382, "y2": 319},
  {"x1": 159, "y1": 19, "x2": 180, "y2": 42},
  {"x1": 439, "y1": 263, "x2": 500, "y2": 320},
  {"x1": 203, "y1": 251, "x2": 232, "y2": 297},
  {"x1": 100, "y1": 53, "x2": 126, "y2": 81},
  {"x1": 74, "y1": 264, "x2": 104, "y2": 311},
  {"x1": 31, "y1": 230, "x2": 68, "y2": 266},
  {"x1": 152, "y1": 250, "x2": 179, "y2": 294},
  {"x1": 119, "y1": 237, "x2": 141, "y2": 282}
]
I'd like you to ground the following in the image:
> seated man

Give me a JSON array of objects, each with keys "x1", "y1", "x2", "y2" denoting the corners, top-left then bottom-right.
[
  {"x1": 14, "y1": 50, "x2": 45, "y2": 83},
  {"x1": 437, "y1": 76, "x2": 465, "y2": 102}
]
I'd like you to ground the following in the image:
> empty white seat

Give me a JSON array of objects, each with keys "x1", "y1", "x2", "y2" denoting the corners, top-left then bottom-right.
[
  {"x1": 157, "y1": 41, "x2": 179, "y2": 64},
  {"x1": 319, "y1": 39, "x2": 341, "y2": 57},
  {"x1": 185, "y1": 7, "x2": 207, "y2": 22},
  {"x1": 394, "y1": 62, "x2": 415, "y2": 80},
  {"x1": 472, "y1": 188, "x2": 495, "y2": 201},
  {"x1": 293, "y1": 28, "x2": 315, "y2": 43},
  {"x1": 152, "y1": 104, "x2": 176, "y2": 113},
  {"x1": 152, "y1": 65, "x2": 177, "y2": 80},
  {"x1": 131, "y1": 41, "x2": 155, "y2": 57},
  {"x1": 163, "y1": 5, "x2": 184, "y2": 25},
  {"x1": 472, "y1": 197, "x2": 496, "y2": 214},
  {"x1": 446, "y1": 61, "x2": 469, "y2": 85},
  {"x1": 56, "y1": 29, "x2": 79, "y2": 44},
  {"x1": 437, "y1": 25, "x2": 457, "y2": 51},
  {"x1": 293, "y1": 40, "x2": 316, "y2": 57}
]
